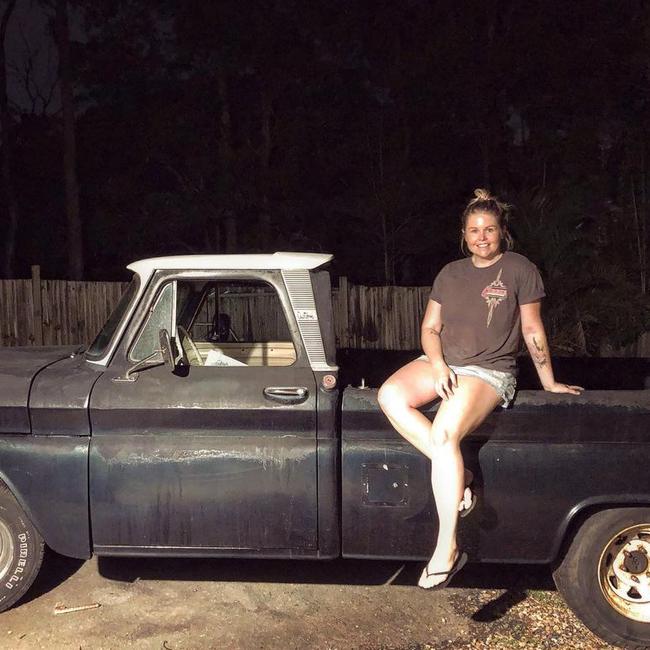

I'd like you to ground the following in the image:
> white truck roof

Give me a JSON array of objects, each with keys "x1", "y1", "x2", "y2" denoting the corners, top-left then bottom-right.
[{"x1": 127, "y1": 252, "x2": 333, "y2": 277}]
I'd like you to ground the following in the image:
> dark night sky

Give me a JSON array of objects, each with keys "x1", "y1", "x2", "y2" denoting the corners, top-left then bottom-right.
[{"x1": 0, "y1": 0, "x2": 648, "y2": 352}]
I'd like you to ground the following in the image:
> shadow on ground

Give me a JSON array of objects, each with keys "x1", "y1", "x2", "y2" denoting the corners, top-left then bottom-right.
[
  {"x1": 97, "y1": 556, "x2": 555, "y2": 624},
  {"x1": 91, "y1": 555, "x2": 554, "y2": 592},
  {"x1": 21, "y1": 548, "x2": 86, "y2": 606},
  {"x1": 28, "y1": 553, "x2": 555, "y2": 627}
]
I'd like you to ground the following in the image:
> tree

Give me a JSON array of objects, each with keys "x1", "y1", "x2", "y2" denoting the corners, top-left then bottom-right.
[
  {"x1": 54, "y1": 0, "x2": 82, "y2": 278},
  {"x1": 0, "y1": 0, "x2": 19, "y2": 278},
  {"x1": 513, "y1": 187, "x2": 650, "y2": 355}
]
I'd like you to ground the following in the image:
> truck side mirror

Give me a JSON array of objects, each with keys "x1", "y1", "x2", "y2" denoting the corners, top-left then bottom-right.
[{"x1": 159, "y1": 329, "x2": 175, "y2": 370}]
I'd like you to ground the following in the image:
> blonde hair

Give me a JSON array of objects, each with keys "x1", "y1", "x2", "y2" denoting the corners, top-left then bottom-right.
[{"x1": 460, "y1": 188, "x2": 514, "y2": 255}]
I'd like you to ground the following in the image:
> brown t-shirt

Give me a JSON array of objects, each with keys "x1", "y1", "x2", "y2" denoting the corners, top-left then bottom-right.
[{"x1": 429, "y1": 252, "x2": 545, "y2": 374}]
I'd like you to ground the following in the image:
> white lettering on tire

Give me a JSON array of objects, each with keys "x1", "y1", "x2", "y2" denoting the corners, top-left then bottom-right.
[{"x1": 5, "y1": 530, "x2": 30, "y2": 589}]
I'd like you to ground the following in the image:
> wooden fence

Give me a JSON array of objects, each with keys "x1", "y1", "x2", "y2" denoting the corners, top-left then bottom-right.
[
  {"x1": 1, "y1": 267, "x2": 648, "y2": 355},
  {"x1": 0, "y1": 266, "x2": 128, "y2": 347},
  {"x1": 0, "y1": 268, "x2": 431, "y2": 350},
  {"x1": 332, "y1": 277, "x2": 431, "y2": 349}
]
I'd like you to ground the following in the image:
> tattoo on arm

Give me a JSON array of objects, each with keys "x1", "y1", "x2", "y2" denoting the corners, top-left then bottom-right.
[{"x1": 532, "y1": 336, "x2": 547, "y2": 367}]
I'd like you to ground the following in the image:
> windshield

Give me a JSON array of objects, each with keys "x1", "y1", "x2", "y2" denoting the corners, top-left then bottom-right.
[{"x1": 86, "y1": 278, "x2": 139, "y2": 359}]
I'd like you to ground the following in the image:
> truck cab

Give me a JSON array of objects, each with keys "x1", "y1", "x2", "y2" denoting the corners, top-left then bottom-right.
[{"x1": 84, "y1": 252, "x2": 339, "y2": 558}]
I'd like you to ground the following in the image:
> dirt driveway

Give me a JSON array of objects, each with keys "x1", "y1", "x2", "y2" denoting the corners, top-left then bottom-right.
[{"x1": 0, "y1": 551, "x2": 613, "y2": 649}]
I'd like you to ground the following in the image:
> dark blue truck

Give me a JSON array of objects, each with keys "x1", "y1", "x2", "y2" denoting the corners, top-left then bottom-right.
[{"x1": 0, "y1": 253, "x2": 648, "y2": 648}]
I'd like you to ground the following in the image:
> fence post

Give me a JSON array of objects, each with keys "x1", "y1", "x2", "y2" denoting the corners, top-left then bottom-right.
[
  {"x1": 31, "y1": 265, "x2": 43, "y2": 346},
  {"x1": 339, "y1": 276, "x2": 349, "y2": 348}
]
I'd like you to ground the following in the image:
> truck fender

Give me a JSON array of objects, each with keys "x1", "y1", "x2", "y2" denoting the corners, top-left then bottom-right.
[
  {"x1": 552, "y1": 495, "x2": 650, "y2": 564},
  {"x1": 0, "y1": 436, "x2": 91, "y2": 560}
]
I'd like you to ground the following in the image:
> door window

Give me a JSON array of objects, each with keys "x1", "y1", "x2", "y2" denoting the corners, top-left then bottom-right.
[{"x1": 130, "y1": 279, "x2": 296, "y2": 367}]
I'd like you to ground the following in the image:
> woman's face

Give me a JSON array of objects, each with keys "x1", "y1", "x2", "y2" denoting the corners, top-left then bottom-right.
[{"x1": 463, "y1": 211, "x2": 502, "y2": 261}]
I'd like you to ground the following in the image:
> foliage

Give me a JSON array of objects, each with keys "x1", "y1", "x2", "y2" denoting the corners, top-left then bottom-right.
[
  {"x1": 1, "y1": 0, "x2": 649, "y2": 352},
  {"x1": 512, "y1": 187, "x2": 650, "y2": 354}
]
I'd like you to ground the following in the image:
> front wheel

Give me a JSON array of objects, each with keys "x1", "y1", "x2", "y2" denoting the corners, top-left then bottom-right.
[
  {"x1": 0, "y1": 484, "x2": 44, "y2": 612},
  {"x1": 553, "y1": 507, "x2": 650, "y2": 648}
]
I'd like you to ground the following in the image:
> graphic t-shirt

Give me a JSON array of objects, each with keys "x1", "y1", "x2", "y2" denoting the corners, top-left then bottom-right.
[{"x1": 429, "y1": 252, "x2": 545, "y2": 374}]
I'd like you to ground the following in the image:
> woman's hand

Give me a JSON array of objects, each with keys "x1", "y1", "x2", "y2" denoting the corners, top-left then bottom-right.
[
  {"x1": 544, "y1": 381, "x2": 584, "y2": 395},
  {"x1": 432, "y1": 361, "x2": 457, "y2": 400}
]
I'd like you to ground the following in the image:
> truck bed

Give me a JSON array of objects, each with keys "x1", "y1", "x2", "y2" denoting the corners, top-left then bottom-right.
[{"x1": 340, "y1": 381, "x2": 650, "y2": 563}]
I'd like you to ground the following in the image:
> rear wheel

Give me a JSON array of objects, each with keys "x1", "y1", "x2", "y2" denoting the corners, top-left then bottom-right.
[
  {"x1": 0, "y1": 484, "x2": 44, "y2": 612},
  {"x1": 553, "y1": 508, "x2": 650, "y2": 648}
]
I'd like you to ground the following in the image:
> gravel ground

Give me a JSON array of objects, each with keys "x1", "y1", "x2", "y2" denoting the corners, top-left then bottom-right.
[
  {"x1": 445, "y1": 587, "x2": 612, "y2": 649},
  {"x1": 0, "y1": 552, "x2": 616, "y2": 649}
]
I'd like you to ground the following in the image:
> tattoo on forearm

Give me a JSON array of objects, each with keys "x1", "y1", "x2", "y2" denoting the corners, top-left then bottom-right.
[{"x1": 532, "y1": 336, "x2": 548, "y2": 367}]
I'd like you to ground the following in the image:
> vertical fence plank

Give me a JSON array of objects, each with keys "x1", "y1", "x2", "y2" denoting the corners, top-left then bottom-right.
[
  {"x1": 0, "y1": 277, "x2": 128, "y2": 348},
  {"x1": 31, "y1": 265, "x2": 43, "y2": 345},
  {"x1": 338, "y1": 276, "x2": 349, "y2": 348}
]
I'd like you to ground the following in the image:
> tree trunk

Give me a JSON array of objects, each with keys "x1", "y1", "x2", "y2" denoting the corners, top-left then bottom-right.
[
  {"x1": 479, "y1": 125, "x2": 491, "y2": 189},
  {"x1": 632, "y1": 178, "x2": 647, "y2": 294},
  {"x1": 260, "y1": 86, "x2": 272, "y2": 171},
  {"x1": 258, "y1": 87, "x2": 272, "y2": 251},
  {"x1": 56, "y1": 0, "x2": 83, "y2": 279},
  {"x1": 216, "y1": 63, "x2": 232, "y2": 191},
  {"x1": 224, "y1": 210, "x2": 237, "y2": 252},
  {"x1": 215, "y1": 62, "x2": 235, "y2": 249},
  {"x1": 0, "y1": 0, "x2": 19, "y2": 279},
  {"x1": 381, "y1": 210, "x2": 391, "y2": 284}
]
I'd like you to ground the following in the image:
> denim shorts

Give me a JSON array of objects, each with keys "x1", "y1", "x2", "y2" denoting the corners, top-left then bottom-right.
[{"x1": 416, "y1": 356, "x2": 516, "y2": 408}]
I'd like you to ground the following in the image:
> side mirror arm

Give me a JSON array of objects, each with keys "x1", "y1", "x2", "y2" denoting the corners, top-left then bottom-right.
[{"x1": 159, "y1": 328, "x2": 177, "y2": 369}]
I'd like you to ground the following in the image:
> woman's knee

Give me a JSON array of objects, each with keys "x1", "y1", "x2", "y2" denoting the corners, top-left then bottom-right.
[
  {"x1": 430, "y1": 421, "x2": 463, "y2": 448},
  {"x1": 377, "y1": 382, "x2": 406, "y2": 414}
]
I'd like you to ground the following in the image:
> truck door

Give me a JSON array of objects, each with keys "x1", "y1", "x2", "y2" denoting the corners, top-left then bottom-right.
[{"x1": 89, "y1": 272, "x2": 318, "y2": 554}]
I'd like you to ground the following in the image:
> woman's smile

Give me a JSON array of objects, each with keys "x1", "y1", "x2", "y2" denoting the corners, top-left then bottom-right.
[{"x1": 464, "y1": 211, "x2": 502, "y2": 264}]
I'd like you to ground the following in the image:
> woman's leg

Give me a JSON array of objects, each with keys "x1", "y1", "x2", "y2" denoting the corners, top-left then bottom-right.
[
  {"x1": 378, "y1": 360, "x2": 475, "y2": 511},
  {"x1": 377, "y1": 358, "x2": 439, "y2": 452},
  {"x1": 419, "y1": 375, "x2": 501, "y2": 588}
]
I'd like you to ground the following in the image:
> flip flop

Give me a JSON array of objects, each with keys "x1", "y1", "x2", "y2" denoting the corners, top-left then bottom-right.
[
  {"x1": 418, "y1": 551, "x2": 468, "y2": 590},
  {"x1": 459, "y1": 488, "x2": 477, "y2": 518}
]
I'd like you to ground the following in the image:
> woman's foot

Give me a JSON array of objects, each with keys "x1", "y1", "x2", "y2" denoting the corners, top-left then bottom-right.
[
  {"x1": 458, "y1": 469, "x2": 476, "y2": 517},
  {"x1": 459, "y1": 486, "x2": 477, "y2": 517},
  {"x1": 458, "y1": 486, "x2": 473, "y2": 513},
  {"x1": 418, "y1": 548, "x2": 467, "y2": 589}
]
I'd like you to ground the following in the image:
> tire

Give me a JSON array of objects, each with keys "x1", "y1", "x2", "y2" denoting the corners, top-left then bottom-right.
[
  {"x1": 0, "y1": 483, "x2": 44, "y2": 613},
  {"x1": 553, "y1": 507, "x2": 650, "y2": 649}
]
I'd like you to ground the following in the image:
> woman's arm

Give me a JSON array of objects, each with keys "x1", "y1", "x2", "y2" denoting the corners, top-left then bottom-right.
[
  {"x1": 520, "y1": 301, "x2": 583, "y2": 394},
  {"x1": 421, "y1": 300, "x2": 457, "y2": 399}
]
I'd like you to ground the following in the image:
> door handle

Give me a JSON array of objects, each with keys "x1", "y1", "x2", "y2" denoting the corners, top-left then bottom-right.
[{"x1": 263, "y1": 386, "x2": 309, "y2": 404}]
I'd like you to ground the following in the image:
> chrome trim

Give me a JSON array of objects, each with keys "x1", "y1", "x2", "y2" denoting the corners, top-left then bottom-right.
[{"x1": 282, "y1": 269, "x2": 335, "y2": 372}]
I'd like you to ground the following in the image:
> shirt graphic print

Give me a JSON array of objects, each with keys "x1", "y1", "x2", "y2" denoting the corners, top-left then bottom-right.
[{"x1": 481, "y1": 268, "x2": 508, "y2": 327}]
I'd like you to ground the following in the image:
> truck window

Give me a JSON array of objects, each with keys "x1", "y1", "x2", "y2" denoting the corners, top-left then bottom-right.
[
  {"x1": 130, "y1": 278, "x2": 296, "y2": 367},
  {"x1": 86, "y1": 278, "x2": 139, "y2": 360}
]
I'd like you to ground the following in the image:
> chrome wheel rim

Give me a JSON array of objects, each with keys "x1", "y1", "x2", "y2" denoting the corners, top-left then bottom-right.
[
  {"x1": 599, "y1": 523, "x2": 650, "y2": 622},
  {"x1": 0, "y1": 519, "x2": 15, "y2": 583}
]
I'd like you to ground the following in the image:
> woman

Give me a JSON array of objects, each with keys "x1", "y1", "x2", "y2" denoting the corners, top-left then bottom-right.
[{"x1": 377, "y1": 189, "x2": 583, "y2": 589}]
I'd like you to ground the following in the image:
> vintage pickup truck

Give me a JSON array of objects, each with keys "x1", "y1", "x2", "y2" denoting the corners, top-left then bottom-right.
[{"x1": 0, "y1": 252, "x2": 648, "y2": 648}]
